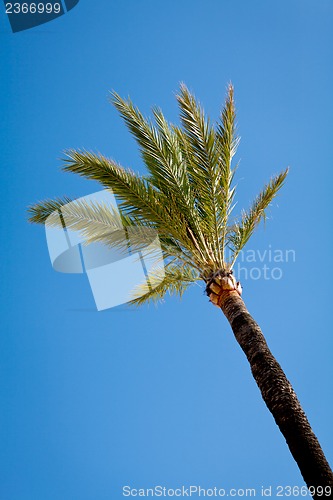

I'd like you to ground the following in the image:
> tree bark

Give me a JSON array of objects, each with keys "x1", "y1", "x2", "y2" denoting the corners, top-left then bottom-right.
[{"x1": 209, "y1": 283, "x2": 333, "y2": 498}]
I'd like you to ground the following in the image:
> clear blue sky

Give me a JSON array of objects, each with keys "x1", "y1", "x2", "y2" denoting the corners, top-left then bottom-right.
[{"x1": 1, "y1": 1, "x2": 332, "y2": 499}]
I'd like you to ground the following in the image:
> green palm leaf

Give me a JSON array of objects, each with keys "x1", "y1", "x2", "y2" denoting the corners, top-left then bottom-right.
[
  {"x1": 176, "y1": 84, "x2": 237, "y2": 268},
  {"x1": 128, "y1": 262, "x2": 200, "y2": 306},
  {"x1": 110, "y1": 92, "x2": 209, "y2": 262},
  {"x1": 27, "y1": 196, "x2": 73, "y2": 224},
  {"x1": 228, "y1": 168, "x2": 289, "y2": 266}
]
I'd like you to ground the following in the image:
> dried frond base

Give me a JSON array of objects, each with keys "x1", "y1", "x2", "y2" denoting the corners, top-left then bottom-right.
[{"x1": 206, "y1": 271, "x2": 242, "y2": 307}]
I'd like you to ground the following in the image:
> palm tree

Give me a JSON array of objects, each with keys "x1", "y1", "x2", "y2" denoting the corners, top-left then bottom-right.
[{"x1": 28, "y1": 84, "x2": 333, "y2": 494}]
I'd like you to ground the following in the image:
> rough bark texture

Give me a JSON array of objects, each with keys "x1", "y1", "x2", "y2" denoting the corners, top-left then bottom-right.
[{"x1": 207, "y1": 279, "x2": 333, "y2": 498}]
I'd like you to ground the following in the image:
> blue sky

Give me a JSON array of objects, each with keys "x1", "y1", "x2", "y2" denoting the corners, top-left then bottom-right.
[{"x1": 1, "y1": 1, "x2": 332, "y2": 499}]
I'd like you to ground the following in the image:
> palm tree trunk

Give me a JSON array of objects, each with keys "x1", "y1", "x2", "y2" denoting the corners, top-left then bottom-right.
[{"x1": 211, "y1": 285, "x2": 333, "y2": 497}]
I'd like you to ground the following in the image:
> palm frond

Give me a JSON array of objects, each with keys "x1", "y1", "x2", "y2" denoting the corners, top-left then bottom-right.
[
  {"x1": 31, "y1": 194, "x2": 202, "y2": 272},
  {"x1": 216, "y1": 84, "x2": 240, "y2": 262},
  {"x1": 128, "y1": 262, "x2": 200, "y2": 306},
  {"x1": 27, "y1": 196, "x2": 73, "y2": 224},
  {"x1": 110, "y1": 92, "x2": 187, "y2": 199},
  {"x1": 216, "y1": 84, "x2": 240, "y2": 178},
  {"x1": 110, "y1": 92, "x2": 208, "y2": 258},
  {"x1": 46, "y1": 197, "x2": 126, "y2": 244},
  {"x1": 63, "y1": 150, "x2": 189, "y2": 242},
  {"x1": 176, "y1": 84, "x2": 229, "y2": 267},
  {"x1": 229, "y1": 168, "x2": 289, "y2": 266}
]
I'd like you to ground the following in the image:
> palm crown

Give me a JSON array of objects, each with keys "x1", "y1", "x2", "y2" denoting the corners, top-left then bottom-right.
[{"x1": 28, "y1": 84, "x2": 288, "y2": 304}]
